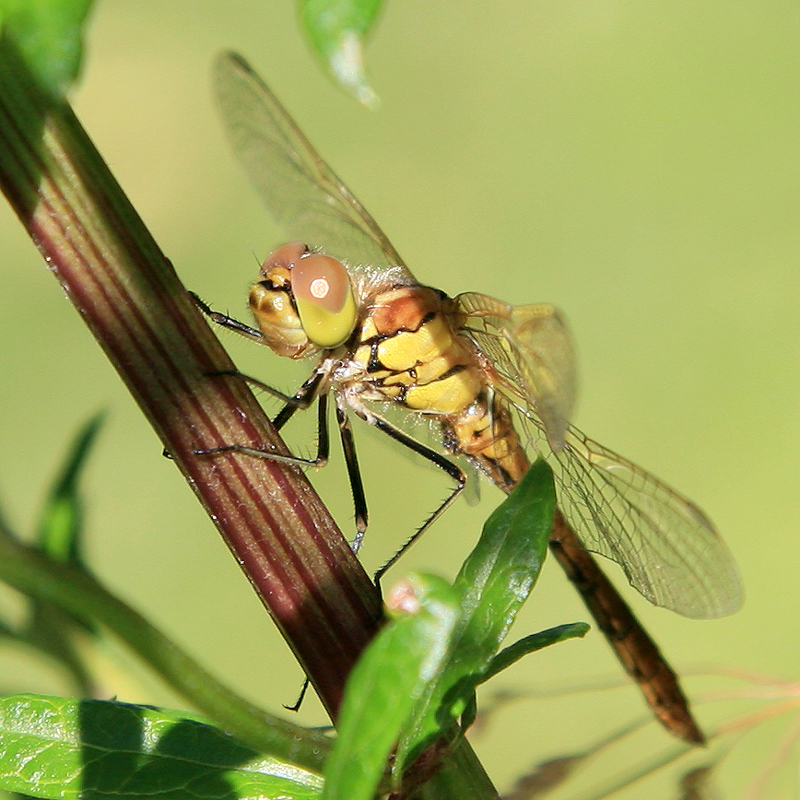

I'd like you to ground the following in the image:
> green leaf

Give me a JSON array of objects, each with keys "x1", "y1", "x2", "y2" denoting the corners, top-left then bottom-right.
[
  {"x1": 24, "y1": 414, "x2": 105, "y2": 693},
  {"x1": 482, "y1": 622, "x2": 590, "y2": 683},
  {"x1": 0, "y1": 0, "x2": 94, "y2": 99},
  {"x1": 297, "y1": 0, "x2": 382, "y2": 107},
  {"x1": 0, "y1": 693, "x2": 324, "y2": 800},
  {"x1": 393, "y1": 459, "x2": 556, "y2": 775},
  {"x1": 36, "y1": 411, "x2": 104, "y2": 564},
  {"x1": 0, "y1": 417, "x2": 100, "y2": 693},
  {"x1": 322, "y1": 574, "x2": 460, "y2": 800}
]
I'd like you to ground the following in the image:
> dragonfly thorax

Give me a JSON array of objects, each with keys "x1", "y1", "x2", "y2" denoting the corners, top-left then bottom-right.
[{"x1": 249, "y1": 241, "x2": 358, "y2": 359}]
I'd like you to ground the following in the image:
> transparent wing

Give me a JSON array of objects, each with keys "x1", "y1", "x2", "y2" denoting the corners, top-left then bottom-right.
[
  {"x1": 456, "y1": 292, "x2": 743, "y2": 619},
  {"x1": 545, "y1": 426, "x2": 742, "y2": 618},
  {"x1": 456, "y1": 292, "x2": 577, "y2": 451},
  {"x1": 213, "y1": 51, "x2": 404, "y2": 271}
]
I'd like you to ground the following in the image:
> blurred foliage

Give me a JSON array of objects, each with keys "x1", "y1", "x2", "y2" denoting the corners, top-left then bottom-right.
[
  {"x1": 0, "y1": 0, "x2": 93, "y2": 97},
  {"x1": 297, "y1": 0, "x2": 382, "y2": 106}
]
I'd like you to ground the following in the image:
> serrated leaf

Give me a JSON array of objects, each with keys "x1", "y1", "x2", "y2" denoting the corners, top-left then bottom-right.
[
  {"x1": 322, "y1": 574, "x2": 460, "y2": 800},
  {"x1": 0, "y1": 0, "x2": 94, "y2": 99},
  {"x1": 393, "y1": 459, "x2": 556, "y2": 776},
  {"x1": 0, "y1": 693, "x2": 324, "y2": 800},
  {"x1": 297, "y1": 0, "x2": 382, "y2": 106}
]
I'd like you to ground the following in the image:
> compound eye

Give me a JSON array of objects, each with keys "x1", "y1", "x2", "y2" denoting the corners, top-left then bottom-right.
[
  {"x1": 260, "y1": 241, "x2": 308, "y2": 276},
  {"x1": 292, "y1": 254, "x2": 357, "y2": 348}
]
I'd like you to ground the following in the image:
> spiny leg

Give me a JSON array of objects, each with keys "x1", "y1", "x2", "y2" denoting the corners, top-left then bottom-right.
[
  {"x1": 335, "y1": 404, "x2": 368, "y2": 552},
  {"x1": 196, "y1": 390, "x2": 331, "y2": 470},
  {"x1": 276, "y1": 402, "x2": 366, "y2": 717},
  {"x1": 194, "y1": 289, "x2": 329, "y2": 426},
  {"x1": 190, "y1": 291, "x2": 264, "y2": 342},
  {"x1": 369, "y1": 415, "x2": 466, "y2": 582},
  {"x1": 194, "y1": 290, "x2": 326, "y2": 437},
  {"x1": 193, "y1": 290, "x2": 331, "y2": 426},
  {"x1": 209, "y1": 366, "x2": 326, "y2": 413},
  {"x1": 193, "y1": 290, "x2": 461, "y2": 576},
  {"x1": 194, "y1": 290, "x2": 343, "y2": 711},
  {"x1": 197, "y1": 363, "x2": 374, "y2": 555},
  {"x1": 209, "y1": 362, "x2": 369, "y2": 553},
  {"x1": 273, "y1": 370, "x2": 326, "y2": 431},
  {"x1": 283, "y1": 677, "x2": 311, "y2": 713}
]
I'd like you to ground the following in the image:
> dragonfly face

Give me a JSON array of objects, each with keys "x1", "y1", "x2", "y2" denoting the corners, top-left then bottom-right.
[
  {"x1": 250, "y1": 241, "x2": 358, "y2": 357},
  {"x1": 209, "y1": 51, "x2": 744, "y2": 743}
]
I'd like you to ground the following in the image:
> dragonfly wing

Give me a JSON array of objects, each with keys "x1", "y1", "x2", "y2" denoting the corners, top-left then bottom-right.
[
  {"x1": 455, "y1": 294, "x2": 742, "y2": 619},
  {"x1": 547, "y1": 426, "x2": 744, "y2": 619},
  {"x1": 213, "y1": 52, "x2": 404, "y2": 272},
  {"x1": 456, "y1": 292, "x2": 577, "y2": 451}
]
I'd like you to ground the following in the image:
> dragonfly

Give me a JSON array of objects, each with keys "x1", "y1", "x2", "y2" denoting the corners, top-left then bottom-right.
[{"x1": 202, "y1": 51, "x2": 743, "y2": 744}]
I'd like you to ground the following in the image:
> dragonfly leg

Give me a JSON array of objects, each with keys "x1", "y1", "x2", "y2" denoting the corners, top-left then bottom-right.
[
  {"x1": 223, "y1": 372, "x2": 371, "y2": 554},
  {"x1": 272, "y1": 370, "x2": 326, "y2": 431},
  {"x1": 191, "y1": 291, "x2": 264, "y2": 342},
  {"x1": 283, "y1": 677, "x2": 311, "y2": 713},
  {"x1": 196, "y1": 391, "x2": 330, "y2": 470},
  {"x1": 195, "y1": 287, "x2": 330, "y2": 412},
  {"x1": 166, "y1": 365, "x2": 321, "y2": 462},
  {"x1": 335, "y1": 404, "x2": 368, "y2": 552},
  {"x1": 369, "y1": 415, "x2": 466, "y2": 582},
  {"x1": 207, "y1": 366, "x2": 326, "y2": 413}
]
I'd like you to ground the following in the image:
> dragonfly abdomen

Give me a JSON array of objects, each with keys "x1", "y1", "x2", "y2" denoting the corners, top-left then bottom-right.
[{"x1": 446, "y1": 393, "x2": 530, "y2": 493}]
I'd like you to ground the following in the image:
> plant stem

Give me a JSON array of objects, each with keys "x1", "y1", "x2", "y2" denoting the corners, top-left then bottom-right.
[{"x1": 0, "y1": 33, "x2": 380, "y2": 720}]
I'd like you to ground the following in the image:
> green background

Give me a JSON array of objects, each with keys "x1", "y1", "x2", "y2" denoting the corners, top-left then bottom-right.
[{"x1": 1, "y1": 1, "x2": 798, "y2": 797}]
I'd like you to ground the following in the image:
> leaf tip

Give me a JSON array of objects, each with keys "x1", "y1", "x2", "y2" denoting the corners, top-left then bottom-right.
[{"x1": 329, "y1": 31, "x2": 380, "y2": 108}]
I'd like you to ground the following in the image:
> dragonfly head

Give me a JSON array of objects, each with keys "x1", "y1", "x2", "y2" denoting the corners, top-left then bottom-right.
[{"x1": 249, "y1": 241, "x2": 358, "y2": 358}]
